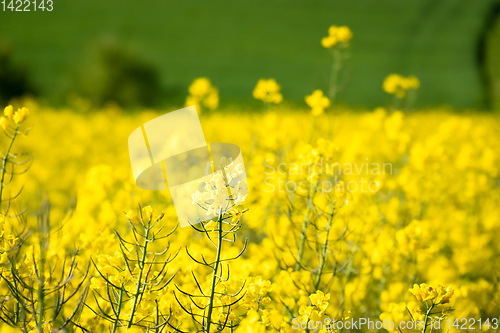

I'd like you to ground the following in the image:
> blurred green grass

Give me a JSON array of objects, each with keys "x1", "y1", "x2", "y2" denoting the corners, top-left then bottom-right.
[{"x1": 0, "y1": 0, "x2": 495, "y2": 109}]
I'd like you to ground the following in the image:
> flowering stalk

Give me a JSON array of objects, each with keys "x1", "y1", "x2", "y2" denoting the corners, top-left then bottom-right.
[
  {"x1": 0, "y1": 124, "x2": 17, "y2": 208},
  {"x1": 127, "y1": 213, "x2": 152, "y2": 328},
  {"x1": 1, "y1": 107, "x2": 90, "y2": 331},
  {"x1": 328, "y1": 48, "x2": 342, "y2": 111},
  {"x1": 313, "y1": 205, "x2": 335, "y2": 291},
  {"x1": 35, "y1": 205, "x2": 48, "y2": 333},
  {"x1": 178, "y1": 207, "x2": 247, "y2": 333},
  {"x1": 205, "y1": 214, "x2": 223, "y2": 333},
  {"x1": 321, "y1": 25, "x2": 352, "y2": 111},
  {"x1": 421, "y1": 302, "x2": 434, "y2": 333},
  {"x1": 408, "y1": 283, "x2": 455, "y2": 333},
  {"x1": 2, "y1": 199, "x2": 90, "y2": 332},
  {"x1": 90, "y1": 205, "x2": 177, "y2": 332},
  {"x1": 295, "y1": 183, "x2": 318, "y2": 271},
  {"x1": 111, "y1": 287, "x2": 123, "y2": 333}
]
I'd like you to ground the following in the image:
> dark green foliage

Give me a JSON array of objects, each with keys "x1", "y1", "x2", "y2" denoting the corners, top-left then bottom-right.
[
  {"x1": 481, "y1": 1, "x2": 500, "y2": 111},
  {"x1": 77, "y1": 42, "x2": 162, "y2": 108},
  {"x1": 0, "y1": 45, "x2": 35, "y2": 104}
]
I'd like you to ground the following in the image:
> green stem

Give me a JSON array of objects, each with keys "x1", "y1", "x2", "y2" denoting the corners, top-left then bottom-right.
[
  {"x1": 112, "y1": 288, "x2": 124, "y2": 333},
  {"x1": 0, "y1": 125, "x2": 18, "y2": 211},
  {"x1": 127, "y1": 223, "x2": 150, "y2": 328},
  {"x1": 328, "y1": 48, "x2": 342, "y2": 111},
  {"x1": 206, "y1": 214, "x2": 223, "y2": 333},
  {"x1": 155, "y1": 300, "x2": 160, "y2": 333},
  {"x1": 422, "y1": 303, "x2": 434, "y2": 333},
  {"x1": 37, "y1": 233, "x2": 45, "y2": 332},
  {"x1": 295, "y1": 184, "x2": 318, "y2": 271},
  {"x1": 314, "y1": 205, "x2": 335, "y2": 291},
  {"x1": 14, "y1": 299, "x2": 19, "y2": 325}
]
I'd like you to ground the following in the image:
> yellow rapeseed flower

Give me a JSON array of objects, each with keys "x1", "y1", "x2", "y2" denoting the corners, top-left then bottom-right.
[
  {"x1": 322, "y1": 25, "x2": 353, "y2": 48},
  {"x1": 13, "y1": 107, "x2": 30, "y2": 124},
  {"x1": 321, "y1": 35, "x2": 337, "y2": 49},
  {"x1": 0, "y1": 252, "x2": 8, "y2": 264},
  {"x1": 0, "y1": 117, "x2": 8, "y2": 131},
  {"x1": 124, "y1": 210, "x2": 141, "y2": 224},
  {"x1": 309, "y1": 290, "x2": 330, "y2": 313},
  {"x1": 142, "y1": 205, "x2": 154, "y2": 219},
  {"x1": 252, "y1": 79, "x2": 283, "y2": 104},
  {"x1": 229, "y1": 206, "x2": 243, "y2": 224},
  {"x1": 305, "y1": 89, "x2": 330, "y2": 116},
  {"x1": 186, "y1": 77, "x2": 219, "y2": 112},
  {"x1": 3, "y1": 105, "x2": 13, "y2": 119},
  {"x1": 383, "y1": 74, "x2": 420, "y2": 98},
  {"x1": 409, "y1": 283, "x2": 454, "y2": 304},
  {"x1": 188, "y1": 77, "x2": 212, "y2": 97}
]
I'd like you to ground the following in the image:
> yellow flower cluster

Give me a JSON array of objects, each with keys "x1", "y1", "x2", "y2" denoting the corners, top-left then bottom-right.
[
  {"x1": 305, "y1": 89, "x2": 330, "y2": 116},
  {"x1": 252, "y1": 78, "x2": 283, "y2": 104},
  {"x1": 383, "y1": 74, "x2": 420, "y2": 98},
  {"x1": 1, "y1": 105, "x2": 29, "y2": 130},
  {"x1": 321, "y1": 25, "x2": 353, "y2": 48},
  {"x1": 410, "y1": 283, "x2": 454, "y2": 305},
  {"x1": 185, "y1": 77, "x2": 219, "y2": 112}
]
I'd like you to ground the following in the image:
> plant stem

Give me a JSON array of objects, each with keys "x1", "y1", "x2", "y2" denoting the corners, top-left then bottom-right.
[
  {"x1": 37, "y1": 232, "x2": 45, "y2": 332},
  {"x1": 205, "y1": 214, "x2": 223, "y2": 333},
  {"x1": 127, "y1": 222, "x2": 150, "y2": 328},
  {"x1": 112, "y1": 288, "x2": 124, "y2": 333},
  {"x1": 314, "y1": 205, "x2": 335, "y2": 291},
  {"x1": 328, "y1": 48, "x2": 342, "y2": 111},
  {"x1": 422, "y1": 304, "x2": 434, "y2": 333},
  {"x1": 295, "y1": 184, "x2": 318, "y2": 271},
  {"x1": 0, "y1": 125, "x2": 18, "y2": 211},
  {"x1": 14, "y1": 300, "x2": 19, "y2": 325}
]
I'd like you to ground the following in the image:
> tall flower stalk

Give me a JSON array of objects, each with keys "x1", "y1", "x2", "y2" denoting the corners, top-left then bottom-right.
[
  {"x1": 0, "y1": 105, "x2": 32, "y2": 214},
  {"x1": 174, "y1": 158, "x2": 248, "y2": 333},
  {"x1": 88, "y1": 205, "x2": 178, "y2": 332},
  {"x1": 321, "y1": 25, "x2": 353, "y2": 112}
]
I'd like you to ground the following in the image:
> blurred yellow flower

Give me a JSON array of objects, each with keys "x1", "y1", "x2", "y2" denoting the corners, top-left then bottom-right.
[
  {"x1": 124, "y1": 210, "x2": 141, "y2": 224},
  {"x1": 0, "y1": 117, "x2": 8, "y2": 131},
  {"x1": 253, "y1": 78, "x2": 283, "y2": 104},
  {"x1": 185, "y1": 77, "x2": 219, "y2": 112},
  {"x1": 13, "y1": 107, "x2": 30, "y2": 124},
  {"x1": 383, "y1": 74, "x2": 420, "y2": 98},
  {"x1": 3, "y1": 105, "x2": 13, "y2": 119},
  {"x1": 322, "y1": 25, "x2": 352, "y2": 48},
  {"x1": 0, "y1": 251, "x2": 8, "y2": 264},
  {"x1": 305, "y1": 89, "x2": 330, "y2": 116},
  {"x1": 142, "y1": 205, "x2": 154, "y2": 219},
  {"x1": 299, "y1": 305, "x2": 321, "y2": 322},
  {"x1": 188, "y1": 77, "x2": 212, "y2": 97}
]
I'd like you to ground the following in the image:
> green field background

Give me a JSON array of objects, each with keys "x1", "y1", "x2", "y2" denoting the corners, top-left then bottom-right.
[{"x1": 0, "y1": 0, "x2": 497, "y2": 109}]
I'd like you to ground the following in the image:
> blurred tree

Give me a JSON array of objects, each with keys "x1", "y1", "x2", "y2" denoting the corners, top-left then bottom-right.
[
  {"x1": 479, "y1": 0, "x2": 500, "y2": 111},
  {"x1": 0, "y1": 44, "x2": 36, "y2": 104},
  {"x1": 76, "y1": 40, "x2": 162, "y2": 108}
]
